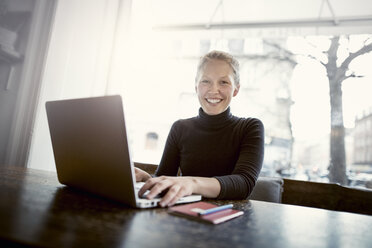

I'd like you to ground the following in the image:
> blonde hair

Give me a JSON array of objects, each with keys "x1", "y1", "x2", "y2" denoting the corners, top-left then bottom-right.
[{"x1": 195, "y1": 50, "x2": 240, "y2": 86}]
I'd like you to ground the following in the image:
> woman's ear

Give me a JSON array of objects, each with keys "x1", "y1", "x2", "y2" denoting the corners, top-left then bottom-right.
[{"x1": 233, "y1": 84, "x2": 240, "y2": 97}]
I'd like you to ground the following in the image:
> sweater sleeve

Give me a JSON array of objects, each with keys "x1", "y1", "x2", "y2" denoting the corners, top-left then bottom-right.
[
  {"x1": 155, "y1": 121, "x2": 181, "y2": 176},
  {"x1": 215, "y1": 118, "x2": 264, "y2": 200}
]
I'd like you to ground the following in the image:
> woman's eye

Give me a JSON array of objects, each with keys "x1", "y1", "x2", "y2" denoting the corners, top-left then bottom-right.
[
  {"x1": 201, "y1": 80, "x2": 210, "y2": 83},
  {"x1": 221, "y1": 81, "x2": 229, "y2": 84}
]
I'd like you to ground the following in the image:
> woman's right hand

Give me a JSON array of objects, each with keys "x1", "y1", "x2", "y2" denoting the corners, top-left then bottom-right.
[{"x1": 134, "y1": 167, "x2": 152, "y2": 182}]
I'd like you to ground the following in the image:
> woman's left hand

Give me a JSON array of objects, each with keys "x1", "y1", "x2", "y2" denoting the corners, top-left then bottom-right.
[{"x1": 138, "y1": 176, "x2": 195, "y2": 207}]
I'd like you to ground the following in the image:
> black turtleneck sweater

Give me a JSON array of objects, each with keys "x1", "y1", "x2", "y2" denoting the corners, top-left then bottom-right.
[{"x1": 155, "y1": 107, "x2": 264, "y2": 200}]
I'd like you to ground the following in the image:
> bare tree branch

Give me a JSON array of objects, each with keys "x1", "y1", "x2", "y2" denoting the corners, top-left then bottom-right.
[
  {"x1": 340, "y1": 42, "x2": 372, "y2": 70},
  {"x1": 262, "y1": 40, "x2": 297, "y2": 66},
  {"x1": 344, "y1": 71, "x2": 364, "y2": 80},
  {"x1": 363, "y1": 37, "x2": 372, "y2": 46},
  {"x1": 303, "y1": 38, "x2": 329, "y2": 61},
  {"x1": 305, "y1": 40, "x2": 328, "y2": 54},
  {"x1": 338, "y1": 71, "x2": 365, "y2": 82},
  {"x1": 306, "y1": 54, "x2": 326, "y2": 66},
  {"x1": 306, "y1": 41, "x2": 318, "y2": 50}
]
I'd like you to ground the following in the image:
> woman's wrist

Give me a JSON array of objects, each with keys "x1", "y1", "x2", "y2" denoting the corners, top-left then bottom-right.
[{"x1": 189, "y1": 177, "x2": 221, "y2": 198}]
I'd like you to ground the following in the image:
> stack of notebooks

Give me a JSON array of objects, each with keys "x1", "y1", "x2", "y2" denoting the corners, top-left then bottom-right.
[{"x1": 169, "y1": 202, "x2": 244, "y2": 224}]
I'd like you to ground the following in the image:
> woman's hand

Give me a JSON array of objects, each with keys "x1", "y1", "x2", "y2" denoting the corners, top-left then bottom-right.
[
  {"x1": 134, "y1": 167, "x2": 152, "y2": 182},
  {"x1": 138, "y1": 176, "x2": 195, "y2": 207}
]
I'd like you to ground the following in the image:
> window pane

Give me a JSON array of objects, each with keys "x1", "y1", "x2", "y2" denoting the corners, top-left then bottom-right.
[{"x1": 121, "y1": 0, "x2": 372, "y2": 189}]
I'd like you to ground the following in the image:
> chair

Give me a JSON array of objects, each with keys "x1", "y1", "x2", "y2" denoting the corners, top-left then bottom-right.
[
  {"x1": 249, "y1": 177, "x2": 284, "y2": 203},
  {"x1": 282, "y1": 178, "x2": 372, "y2": 215}
]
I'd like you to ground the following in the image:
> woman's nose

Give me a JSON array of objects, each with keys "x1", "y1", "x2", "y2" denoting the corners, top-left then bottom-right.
[{"x1": 209, "y1": 82, "x2": 220, "y2": 93}]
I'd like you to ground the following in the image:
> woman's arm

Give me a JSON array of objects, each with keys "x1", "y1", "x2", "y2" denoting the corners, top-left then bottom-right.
[{"x1": 215, "y1": 118, "x2": 264, "y2": 199}]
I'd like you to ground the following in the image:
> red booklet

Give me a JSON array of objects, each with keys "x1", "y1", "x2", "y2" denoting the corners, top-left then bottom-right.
[{"x1": 169, "y1": 202, "x2": 244, "y2": 224}]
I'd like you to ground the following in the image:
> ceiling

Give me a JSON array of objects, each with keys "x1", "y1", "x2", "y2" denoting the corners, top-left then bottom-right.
[{"x1": 140, "y1": 0, "x2": 372, "y2": 38}]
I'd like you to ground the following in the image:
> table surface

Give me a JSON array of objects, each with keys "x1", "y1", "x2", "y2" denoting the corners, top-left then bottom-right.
[{"x1": 1, "y1": 167, "x2": 372, "y2": 248}]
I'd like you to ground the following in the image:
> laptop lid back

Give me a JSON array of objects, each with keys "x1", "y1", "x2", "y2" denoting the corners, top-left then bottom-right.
[{"x1": 46, "y1": 95, "x2": 137, "y2": 207}]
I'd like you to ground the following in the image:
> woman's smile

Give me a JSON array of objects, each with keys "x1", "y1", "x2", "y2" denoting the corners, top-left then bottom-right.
[{"x1": 206, "y1": 98, "x2": 223, "y2": 104}]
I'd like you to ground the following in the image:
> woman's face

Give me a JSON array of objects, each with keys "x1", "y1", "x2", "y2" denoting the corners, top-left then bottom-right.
[{"x1": 196, "y1": 59, "x2": 239, "y2": 115}]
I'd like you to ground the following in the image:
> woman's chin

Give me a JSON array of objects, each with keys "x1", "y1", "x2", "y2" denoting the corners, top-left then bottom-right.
[{"x1": 203, "y1": 107, "x2": 225, "y2": 115}]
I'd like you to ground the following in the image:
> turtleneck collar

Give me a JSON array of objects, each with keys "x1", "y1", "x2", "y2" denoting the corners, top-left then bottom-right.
[{"x1": 197, "y1": 107, "x2": 233, "y2": 129}]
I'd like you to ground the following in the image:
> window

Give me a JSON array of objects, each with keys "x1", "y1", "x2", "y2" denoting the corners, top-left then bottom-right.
[{"x1": 122, "y1": 0, "x2": 372, "y2": 189}]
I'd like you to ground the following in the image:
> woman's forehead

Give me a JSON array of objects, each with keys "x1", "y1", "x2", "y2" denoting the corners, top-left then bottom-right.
[
  {"x1": 204, "y1": 59, "x2": 230, "y2": 67},
  {"x1": 202, "y1": 60, "x2": 232, "y2": 72}
]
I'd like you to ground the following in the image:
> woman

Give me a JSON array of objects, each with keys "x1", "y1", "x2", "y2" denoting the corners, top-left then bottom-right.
[{"x1": 136, "y1": 50, "x2": 264, "y2": 207}]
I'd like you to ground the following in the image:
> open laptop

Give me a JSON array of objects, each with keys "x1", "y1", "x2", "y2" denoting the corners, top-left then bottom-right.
[{"x1": 45, "y1": 95, "x2": 201, "y2": 208}]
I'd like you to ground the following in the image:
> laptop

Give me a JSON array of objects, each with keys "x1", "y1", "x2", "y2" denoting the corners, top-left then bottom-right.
[{"x1": 45, "y1": 95, "x2": 201, "y2": 208}]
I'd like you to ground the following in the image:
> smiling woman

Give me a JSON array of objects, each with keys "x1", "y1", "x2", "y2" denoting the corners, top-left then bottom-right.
[
  {"x1": 195, "y1": 51, "x2": 240, "y2": 115},
  {"x1": 135, "y1": 50, "x2": 265, "y2": 207}
]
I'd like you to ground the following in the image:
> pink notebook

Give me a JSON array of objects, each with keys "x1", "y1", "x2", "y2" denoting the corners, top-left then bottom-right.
[{"x1": 169, "y1": 202, "x2": 244, "y2": 224}]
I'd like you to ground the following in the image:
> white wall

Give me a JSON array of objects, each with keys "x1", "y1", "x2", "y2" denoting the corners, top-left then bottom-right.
[{"x1": 27, "y1": 0, "x2": 130, "y2": 171}]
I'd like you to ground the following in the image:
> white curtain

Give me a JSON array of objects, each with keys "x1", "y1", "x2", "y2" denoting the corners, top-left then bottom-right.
[{"x1": 27, "y1": 0, "x2": 132, "y2": 171}]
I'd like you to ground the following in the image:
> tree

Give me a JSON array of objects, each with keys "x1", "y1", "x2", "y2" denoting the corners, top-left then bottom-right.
[
  {"x1": 260, "y1": 36, "x2": 372, "y2": 184},
  {"x1": 320, "y1": 36, "x2": 372, "y2": 184}
]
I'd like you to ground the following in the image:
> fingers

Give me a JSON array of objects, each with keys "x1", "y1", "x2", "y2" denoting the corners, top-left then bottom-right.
[
  {"x1": 146, "y1": 179, "x2": 173, "y2": 200},
  {"x1": 161, "y1": 186, "x2": 190, "y2": 207},
  {"x1": 159, "y1": 179, "x2": 193, "y2": 207},
  {"x1": 137, "y1": 176, "x2": 167, "y2": 198},
  {"x1": 134, "y1": 167, "x2": 151, "y2": 182},
  {"x1": 137, "y1": 178, "x2": 155, "y2": 197},
  {"x1": 159, "y1": 184, "x2": 181, "y2": 207},
  {"x1": 138, "y1": 177, "x2": 194, "y2": 207}
]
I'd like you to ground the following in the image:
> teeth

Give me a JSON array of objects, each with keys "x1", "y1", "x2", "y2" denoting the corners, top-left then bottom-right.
[{"x1": 207, "y1": 99, "x2": 222, "y2": 103}]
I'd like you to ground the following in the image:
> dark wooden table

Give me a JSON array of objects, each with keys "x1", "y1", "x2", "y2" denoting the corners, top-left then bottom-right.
[{"x1": 1, "y1": 167, "x2": 372, "y2": 248}]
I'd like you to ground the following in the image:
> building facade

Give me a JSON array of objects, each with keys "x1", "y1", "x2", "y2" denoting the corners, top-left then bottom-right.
[{"x1": 353, "y1": 110, "x2": 372, "y2": 168}]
